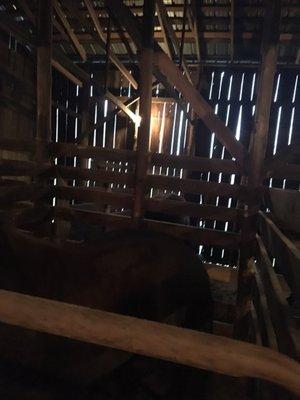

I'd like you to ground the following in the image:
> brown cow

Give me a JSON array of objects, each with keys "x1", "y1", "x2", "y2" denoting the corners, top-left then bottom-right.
[{"x1": 0, "y1": 211, "x2": 212, "y2": 390}]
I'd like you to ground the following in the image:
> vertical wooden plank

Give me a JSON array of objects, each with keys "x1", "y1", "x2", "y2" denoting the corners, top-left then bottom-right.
[
  {"x1": 235, "y1": 0, "x2": 282, "y2": 340},
  {"x1": 36, "y1": 0, "x2": 52, "y2": 162},
  {"x1": 132, "y1": 0, "x2": 155, "y2": 223},
  {"x1": 249, "y1": 0, "x2": 281, "y2": 187}
]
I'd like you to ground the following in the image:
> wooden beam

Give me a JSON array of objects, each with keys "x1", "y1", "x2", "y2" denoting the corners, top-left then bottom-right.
[
  {"x1": 249, "y1": 0, "x2": 281, "y2": 186},
  {"x1": 55, "y1": 185, "x2": 133, "y2": 209},
  {"x1": 0, "y1": 290, "x2": 299, "y2": 395},
  {"x1": 48, "y1": 142, "x2": 136, "y2": 163},
  {"x1": 105, "y1": 91, "x2": 141, "y2": 125},
  {"x1": 252, "y1": 260, "x2": 278, "y2": 350},
  {"x1": 54, "y1": 206, "x2": 240, "y2": 248},
  {"x1": 36, "y1": 0, "x2": 52, "y2": 160},
  {"x1": 53, "y1": 0, "x2": 87, "y2": 62},
  {"x1": 155, "y1": 0, "x2": 192, "y2": 83},
  {"x1": 230, "y1": 0, "x2": 235, "y2": 61},
  {"x1": 51, "y1": 58, "x2": 82, "y2": 87},
  {"x1": 0, "y1": 138, "x2": 36, "y2": 154},
  {"x1": 153, "y1": 52, "x2": 248, "y2": 168},
  {"x1": 255, "y1": 234, "x2": 299, "y2": 358},
  {"x1": 144, "y1": 197, "x2": 241, "y2": 222},
  {"x1": 258, "y1": 211, "x2": 300, "y2": 312},
  {"x1": 151, "y1": 152, "x2": 240, "y2": 174},
  {"x1": 105, "y1": 0, "x2": 192, "y2": 122},
  {"x1": 17, "y1": 0, "x2": 36, "y2": 25},
  {"x1": 52, "y1": 48, "x2": 90, "y2": 84},
  {"x1": 46, "y1": 166, "x2": 134, "y2": 186},
  {"x1": 156, "y1": 2, "x2": 174, "y2": 59},
  {"x1": 132, "y1": 0, "x2": 155, "y2": 223},
  {"x1": 107, "y1": 2, "x2": 246, "y2": 166},
  {"x1": 147, "y1": 174, "x2": 247, "y2": 199},
  {"x1": 82, "y1": 0, "x2": 137, "y2": 89}
]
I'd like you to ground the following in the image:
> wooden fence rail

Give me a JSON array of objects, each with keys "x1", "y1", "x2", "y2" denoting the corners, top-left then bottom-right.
[{"x1": 0, "y1": 289, "x2": 299, "y2": 396}]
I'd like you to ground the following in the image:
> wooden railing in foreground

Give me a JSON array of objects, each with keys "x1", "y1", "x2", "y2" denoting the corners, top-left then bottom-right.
[
  {"x1": 253, "y1": 212, "x2": 300, "y2": 359},
  {"x1": 0, "y1": 139, "x2": 245, "y2": 246},
  {"x1": 0, "y1": 289, "x2": 299, "y2": 396}
]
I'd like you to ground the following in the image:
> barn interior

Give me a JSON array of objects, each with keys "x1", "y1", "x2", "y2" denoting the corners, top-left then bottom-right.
[{"x1": 0, "y1": 0, "x2": 299, "y2": 399}]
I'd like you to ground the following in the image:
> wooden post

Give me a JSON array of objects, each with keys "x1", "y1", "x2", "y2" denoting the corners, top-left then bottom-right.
[
  {"x1": 235, "y1": 0, "x2": 281, "y2": 339},
  {"x1": 249, "y1": 0, "x2": 281, "y2": 187},
  {"x1": 36, "y1": 0, "x2": 53, "y2": 161},
  {"x1": 132, "y1": 0, "x2": 155, "y2": 223}
]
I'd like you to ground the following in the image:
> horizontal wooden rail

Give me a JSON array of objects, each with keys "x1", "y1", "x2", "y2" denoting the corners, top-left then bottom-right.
[
  {"x1": 55, "y1": 186, "x2": 133, "y2": 209},
  {"x1": 48, "y1": 142, "x2": 136, "y2": 163},
  {"x1": 151, "y1": 152, "x2": 240, "y2": 174},
  {"x1": 264, "y1": 162, "x2": 300, "y2": 181},
  {"x1": 48, "y1": 166, "x2": 135, "y2": 186},
  {"x1": 145, "y1": 197, "x2": 241, "y2": 222},
  {"x1": 255, "y1": 234, "x2": 299, "y2": 359},
  {"x1": 0, "y1": 159, "x2": 37, "y2": 176},
  {"x1": 0, "y1": 138, "x2": 36, "y2": 153},
  {"x1": 258, "y1": 211, "x2": 300, "y2": 309},
  {"x1": 0, "y1": 184, "x2": 51, "y2": 207},
  {"x1": 55, "y1": 206, "x2": 240, "y2": 248},
  {"x1": 147, "y1": 173, "x2": 246, "y2": 198},
  {"x1": 0, "y1": 290, "x2": 299, "y2": 395}
]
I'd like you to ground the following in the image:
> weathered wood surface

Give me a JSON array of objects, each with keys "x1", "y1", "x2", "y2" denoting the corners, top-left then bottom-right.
[
  {"x1": 48, "y1": 141, "x2": 240, "y2": 174},
  {"x1": 53, "y1": 0, "x2": 86, "y2": 61},
  {"x1": 147, "y1": 174, "x2": 246, "y2": 199},
  {"x1": 252, "y1": 260, "x2": 278, "y2": 351},
  {"x1": 258, "y1": 211, "x2": 300, "y2": 310},
  {"x1": 0, "y1": 289, "x2": 299, "y2": 395},
  {"x1": 256, "y1": 233, "x2": 300, "y2": 358}
]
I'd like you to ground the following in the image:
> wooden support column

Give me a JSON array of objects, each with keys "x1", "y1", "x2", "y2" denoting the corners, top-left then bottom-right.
[
  {"x1": 132, "y1": 0, "x2": 155, "y2": 223},
  {"x1": 235, "y1": 0, "x2": 281, "y2": 340},
  {"x1": 249, "y1": 0, "x2": 281, "y2": 187},
  {"x1": 36, "y1": 0, "x2": 52, "y2": 163},
  {"x1": 78, "y1": 83, "x2": 91, "y2": 173}
]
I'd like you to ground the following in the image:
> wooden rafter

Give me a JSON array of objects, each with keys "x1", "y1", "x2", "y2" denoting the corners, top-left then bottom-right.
[
  {"x1": 156, "y1": 2, "x2": 175, "y2": 59},
  {"x1": 155, "y1": 0, "x2": 192, "y2": 83},
  {"x1": 230, "y1": 0, "x2": 235, "y2": 61},
  {"x1": 189, "y1": 2, "x2": 200, "y2": 63},
  {"x1": 36, "y1": 0, "x2": 52, "y2": 151},
  {"x1": 105, "y1": 0, "x2": 248, "y2": 167},
  {"x1": 82, "y1": 0, "x2": 138, "y2": 89},
  {"x1": 52, "y1": 48, "x2": 90, "y2": 84},
  {"x1": 153, "y1": 52, "x2": 248, "y2": 167},
  {"x1": 53, "y1": 0, "x2": 87, "y2": 61},
  {"x1": 17, "y1": 0, "x2": 36, "y2": 25},
  {"x1": 105, "y1": 91, "x2": 141, "y2": 126}
]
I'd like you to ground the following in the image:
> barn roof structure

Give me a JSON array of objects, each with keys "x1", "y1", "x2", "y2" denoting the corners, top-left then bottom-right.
[{"x1": 0, "y1": 0, "x2": 299, "y2": 399}]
